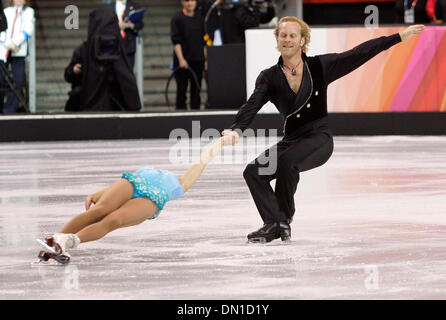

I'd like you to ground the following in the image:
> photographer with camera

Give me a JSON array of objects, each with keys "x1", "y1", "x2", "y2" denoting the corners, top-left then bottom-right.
[
  {"x1": 80, "y1": 7, "x2": 141, "y2": 111},
  {"x1": 64, "y1": 41, "x2": 86, "y2": 112},
  {"x1": 219, "y1": 0, "x2": 275, "y2": 44}
]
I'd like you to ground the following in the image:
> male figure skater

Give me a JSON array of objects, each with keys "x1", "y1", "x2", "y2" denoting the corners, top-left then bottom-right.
[{"x1": 222, "y1": 17, "x2": 425, "y2": 243}]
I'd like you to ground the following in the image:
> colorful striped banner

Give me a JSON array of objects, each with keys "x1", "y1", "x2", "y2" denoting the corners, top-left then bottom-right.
[{"x1": 326, "y1": 26, "x2": 446, "y2": 112}]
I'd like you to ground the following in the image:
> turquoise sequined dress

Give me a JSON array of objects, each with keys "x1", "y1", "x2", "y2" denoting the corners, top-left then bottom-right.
[{"x1": 121, "y1": 166, "x2": 184, "y2": 219}]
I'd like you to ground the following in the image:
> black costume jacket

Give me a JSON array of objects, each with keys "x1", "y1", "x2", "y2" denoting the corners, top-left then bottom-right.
[{"x1": 230, "y1": 33, "x2": 402, "y2": 138}]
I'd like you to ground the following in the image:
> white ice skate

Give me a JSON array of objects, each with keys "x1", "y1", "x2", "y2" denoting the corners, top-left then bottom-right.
[
  {"x1": 35, "y1": 233, "x2": 80, "y2": 265},
  {"x1": 35, "y1": 239, "x2": 70, "y2": 265}
]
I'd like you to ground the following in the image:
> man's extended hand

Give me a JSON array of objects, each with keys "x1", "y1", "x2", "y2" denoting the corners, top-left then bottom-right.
[{"x1": 399, "y1": 24, "x2": 425, "y2": 41}]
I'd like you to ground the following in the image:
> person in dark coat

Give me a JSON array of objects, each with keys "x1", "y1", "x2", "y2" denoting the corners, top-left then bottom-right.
[
  {"x1": 80, "y1": 7, "x2": 141, "y2": 112},
  {"x1": 0, "y1": 1, "x2": 7, "y2": 32},
  {"x1": 218, "y1": 0, "x2": 275, "y2": 44},
  {"x1": 222, "y1": 17, "x2": 425, "y2": 243},
  {"x1": 107, "y1": 0, "x2": 144, "y2": 69},
  {"x1": 435, "y1": 0, "x2": 446, "y2": 20},
  {"x1": 0, "y1": 1, "x2": 7, "y2": 113},
  {"x1": 64, "y1": 41, "x2": 86, "y2": 111}
]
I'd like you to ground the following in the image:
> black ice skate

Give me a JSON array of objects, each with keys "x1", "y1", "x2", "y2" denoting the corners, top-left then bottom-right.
[
  {"x1": 279, "y1": 221, "x2": 291, "y2": 242},
  {"x1": 247, "y1": 222, "x2": 281, "y2": 243}
]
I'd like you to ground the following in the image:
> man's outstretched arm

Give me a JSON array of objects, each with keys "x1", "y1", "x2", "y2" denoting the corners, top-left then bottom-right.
[{"x1": 319, "y1": 25, "x2": 425, "y2": 85}]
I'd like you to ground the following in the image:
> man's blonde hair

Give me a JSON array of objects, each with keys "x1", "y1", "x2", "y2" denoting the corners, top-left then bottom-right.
[{"x1": 274, "y1": 16, "x2": 311, "y2": 53}]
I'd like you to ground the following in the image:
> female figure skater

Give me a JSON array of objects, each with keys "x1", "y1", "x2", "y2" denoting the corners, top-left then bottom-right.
[
  {"x1": 222, "y1": 18, "x2": 425, "y2": 243},
  {"x1": 37, "y1": 135, "x2": 236, "y2": 264}
]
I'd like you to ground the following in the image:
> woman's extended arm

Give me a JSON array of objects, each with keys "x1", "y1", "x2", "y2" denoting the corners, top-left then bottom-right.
[{"x1": 178, "y1": 135, "x2": 233, "y2": 192}]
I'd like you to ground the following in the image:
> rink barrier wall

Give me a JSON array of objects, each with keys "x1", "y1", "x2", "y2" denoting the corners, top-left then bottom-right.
[{"x1": 0, "y1": 112, "x2": 446, "y2": 142}]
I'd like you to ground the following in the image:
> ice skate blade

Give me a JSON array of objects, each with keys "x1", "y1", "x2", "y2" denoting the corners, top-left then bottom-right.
[
  {"x1": 247, "y1": 238, "x2": 267, "y2": 244},
  {"x1": 247, "y1": 236, "x2": 280, "y2": 244},
  {"x1": 31, "y1": 255, "x2": 70, "y2": 266},
  {"x1": 31, "y1": 254, "x2": 70, "y2": 265},
  {"x1": 31, "y1": 259, "x2": 64, "y2": 266},
  {"x1": 53, "y1": 254, "x2": 70, "y2": 265}
]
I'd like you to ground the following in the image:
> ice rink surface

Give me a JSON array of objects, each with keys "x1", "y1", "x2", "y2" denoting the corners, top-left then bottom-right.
[{"x1": 1, "y1": 136, "x2": 446, "y2": 299}]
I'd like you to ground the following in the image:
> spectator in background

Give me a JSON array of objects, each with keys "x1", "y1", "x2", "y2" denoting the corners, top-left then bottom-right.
[
  {"x1": 196, "y1": 0, "x2": 215, "y2": 15},
  {"x1": 64, "y1": 41, "x2": 86, "y2": 112},
  {"x1": 196, "y1": 0, "x2": 221, "y2": 44},
  {"x1": 435, "y1": 0, "x2": 446, "y2": 21},
  {"x1": 395, "y1": 0, "x2": 431, "y2": 23},
  {"x1": 108, "y1": 0, "x2": 144, "y2": 69},
  {"x1": 0, "y1": 1, "x2": 7, "y2": 33},
  {"x1": 0, "y1": 0, "x2": 34, "y2": 114},
  {"x1": 425, "y1": 0, "x2": 437, "y2": 22},
  {"x1": 171, "y1": 0, "x2": 206, "y2": 110},
  {"x1": 220, "y1": 0, "x2": 275, "y2": 44},
  {"x1": 80, "y1": 7, "x2": 141, "y2": 111}
]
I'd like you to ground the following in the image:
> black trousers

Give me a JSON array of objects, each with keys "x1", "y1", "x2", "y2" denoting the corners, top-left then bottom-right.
[
  {"x1": 0, "y1": 57, "x2": 26, "y2": 114},
  {"x1": 174, "y1": 60, "x2": 204, "y2": 110},
  {"x1": 243, "y1": 122, "x2": 334, "y2": 224},
  {"x1": 126, "y1": 53, "x2": 135, "y2": 71}
]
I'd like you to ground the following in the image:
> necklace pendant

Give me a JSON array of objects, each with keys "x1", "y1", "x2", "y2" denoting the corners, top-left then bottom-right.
[{"x1": 291, "y1": 69, "x2": 296, "y2": 76}]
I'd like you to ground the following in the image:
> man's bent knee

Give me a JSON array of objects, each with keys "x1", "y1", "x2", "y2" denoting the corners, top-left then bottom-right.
[
  {"x1": 243, "y1": 163, "x2": 260, "y2": 179},
  {"x1": 243, "y1": 162, "x2": 276, "y2": 182}
]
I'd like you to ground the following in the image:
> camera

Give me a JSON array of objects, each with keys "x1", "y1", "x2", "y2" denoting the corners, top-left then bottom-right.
[
  {"x1": 223, "y1": 0, "x2": 249, "y2": 4},
  {"x1": 94, "y1": 35, "x2": 121, "y2": 64},
  {"x1": 222, "y1": 0, "x2": 265, "y2": 7}
]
